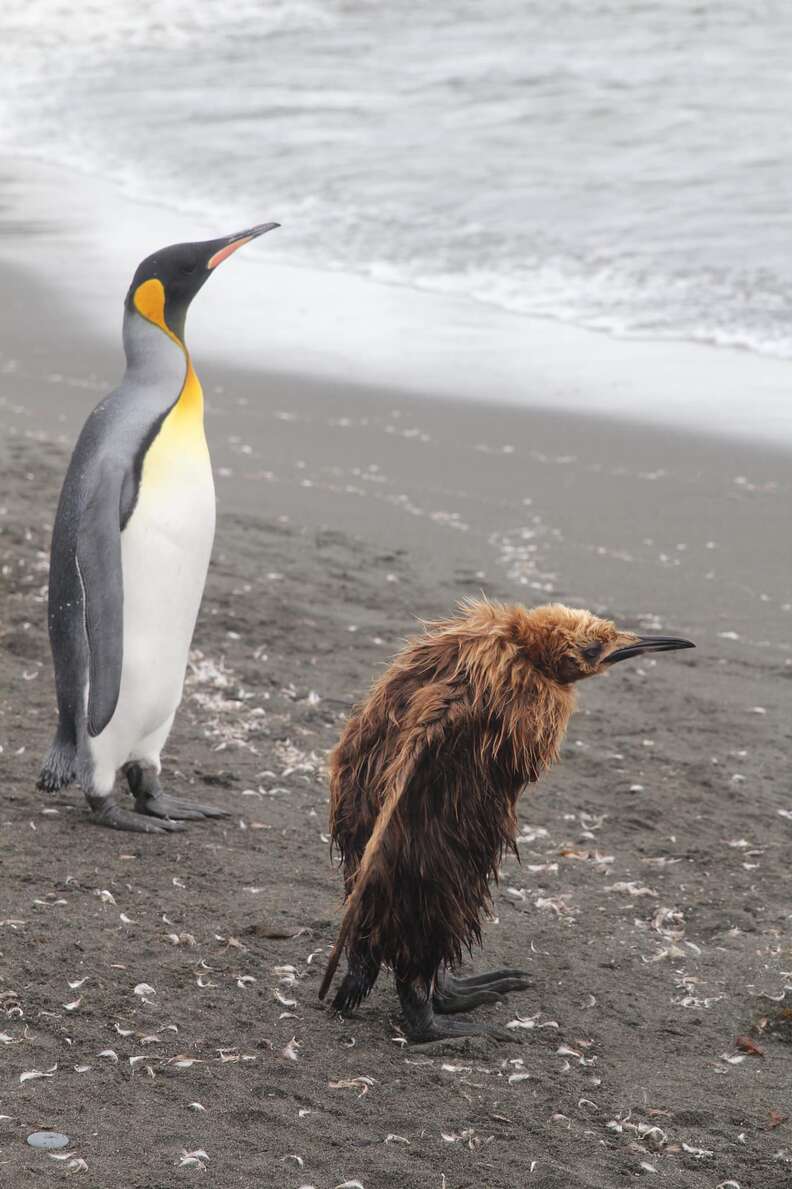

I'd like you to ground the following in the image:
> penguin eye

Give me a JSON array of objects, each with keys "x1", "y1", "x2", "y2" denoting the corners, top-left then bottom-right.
[
  {"x1": 581, "y1": 643, "x2": 602, "y2": 662},
  {"x1": 179, "y1": 260, "x2": 198, "y2": 276}
]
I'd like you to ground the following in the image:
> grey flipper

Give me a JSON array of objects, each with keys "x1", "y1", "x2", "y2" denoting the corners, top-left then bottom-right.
[
  {"x1": 77, "y1": 464, "x2": 124, "y2": 737},
  {"x1": 38, "y1": 312, "x2": 186, "y2": 791}
]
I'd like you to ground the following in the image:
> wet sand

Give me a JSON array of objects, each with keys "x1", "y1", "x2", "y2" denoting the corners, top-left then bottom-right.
[{"x1": 2, "y1": 264, "x2": 792, "y2": 1187}]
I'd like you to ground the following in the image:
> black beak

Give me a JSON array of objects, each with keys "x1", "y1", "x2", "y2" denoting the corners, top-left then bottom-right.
[
  {"x1": 604, "y1": 636, "x2": 695, "y2": 665},
  {"x1": 207, "y1": 222, "x2": 280, "y2": 269},
  {"x1": 229, "y1": 221, "x2": 281, "y2": 243}
]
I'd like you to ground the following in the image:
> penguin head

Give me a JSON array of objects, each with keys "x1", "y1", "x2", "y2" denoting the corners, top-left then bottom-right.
[
  {"x1": 512, "y1": 603, "x2": 695, "y2": 684},
  {"x1": 456, "y1": 599, "x2": 694, "y2": 686},
  {"x1": 125, "y1": 223, "x2": 280, "y2": 343}
]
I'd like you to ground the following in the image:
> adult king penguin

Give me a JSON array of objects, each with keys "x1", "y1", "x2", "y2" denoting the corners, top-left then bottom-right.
[{"x1": 38, "y1": 223, "x2": 279, "y2": 832}]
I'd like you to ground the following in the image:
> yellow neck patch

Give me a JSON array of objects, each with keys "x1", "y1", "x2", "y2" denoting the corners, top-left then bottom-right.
[{"x1": 131, "y1": 278, "x2": 208, "y2": 482}]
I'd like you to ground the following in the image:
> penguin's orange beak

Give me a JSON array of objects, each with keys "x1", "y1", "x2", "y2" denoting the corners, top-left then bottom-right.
[{"x1": 207, "y1": 222, "x2": 280, "y2": 270}]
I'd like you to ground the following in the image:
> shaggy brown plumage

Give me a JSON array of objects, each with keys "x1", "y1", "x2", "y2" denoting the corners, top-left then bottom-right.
[{"x1": 319, "y1": 598, "x2": 693, "y2": 1041}]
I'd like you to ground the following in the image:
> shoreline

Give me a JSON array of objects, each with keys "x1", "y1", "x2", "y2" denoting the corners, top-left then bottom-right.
[
  {"x1": 2, "y1": 150, "x2": 792, "y2": 449},
  {"x1": 3, "y1": 258, "x2": 790, "y2": 667}
]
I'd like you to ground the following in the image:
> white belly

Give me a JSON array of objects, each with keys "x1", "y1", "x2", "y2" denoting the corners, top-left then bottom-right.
[
  {"x1": 119, "y1": 465, "x2": 216, "y2": 734},
  {"x1": 91, "y1": 454, "x2": 215, "y2": 772}
]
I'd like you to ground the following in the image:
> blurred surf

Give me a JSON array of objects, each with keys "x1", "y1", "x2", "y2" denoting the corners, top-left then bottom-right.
[{"x1": 1, "y1": 0, "x2": 791, "y2": 361}]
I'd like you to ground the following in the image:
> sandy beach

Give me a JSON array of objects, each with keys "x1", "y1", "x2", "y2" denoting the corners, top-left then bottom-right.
[{"x1": 1, "y1": 249, "x2": 791, "y2": 1189}]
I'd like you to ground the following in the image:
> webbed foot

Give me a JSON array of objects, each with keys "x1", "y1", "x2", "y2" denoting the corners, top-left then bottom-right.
[
  {"x1": 124, "y1": 763, "x2": 229, "y2": 823},
  {"x1": 135, "y1": 793, "x2": 229, "y2": 821},
  {"x1": 433, "y1": 968, "x2": 531, "y2": 1013},
  {"x1": 398, "y1": 978, "x2": 517, "y2": 1044},
  {"x1": 89, "y1": 799, "x2": 186, "y2": 833},
  {"x1": 332, "y1": 952, "x2": 381, "y2": 1014},
  {"x1": 443, "y1": 968, "x2": 531, "y2": 989}
]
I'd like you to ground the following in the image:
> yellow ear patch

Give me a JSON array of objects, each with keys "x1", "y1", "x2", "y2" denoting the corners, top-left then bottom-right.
[{"x1": 133, "y1": 278, "x2": 181, "y2": 345}]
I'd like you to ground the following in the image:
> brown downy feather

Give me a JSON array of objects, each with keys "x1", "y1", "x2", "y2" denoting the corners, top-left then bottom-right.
[{"x1": 319, "y1": 598, "x2": 585, "y2": 1002}]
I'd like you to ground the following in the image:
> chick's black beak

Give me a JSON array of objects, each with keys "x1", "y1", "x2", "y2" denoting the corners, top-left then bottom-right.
[
  {"x1": 207, "y1": 222, "x2": 280, "y2": 270},
  {"x1": 605, "y1": 636, "x2": 696, "y2": 665}
]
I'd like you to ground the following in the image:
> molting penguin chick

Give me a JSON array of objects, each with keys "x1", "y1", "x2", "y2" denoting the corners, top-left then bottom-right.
[
  {"x1": 319, "y1": 599, "x2": 694, "y2": 1042},
  {"x1": 38, "y1": 223, "x2": 279, "y2": 832}
]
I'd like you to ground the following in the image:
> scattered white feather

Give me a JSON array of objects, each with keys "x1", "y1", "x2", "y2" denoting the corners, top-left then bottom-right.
[
  {"x1": 178, "y1": 1149, "x2": 209, "y2": 1171},
  {"x1": 20, "y1": 1064, "x2": 57, "y2": 1083},
  {"x1": 329, "y1": 1076, "x2": 375, "y2": 1097},
  {"x1": 50, "y1": 1154, "x2": 88, "y2": 1171},
  {"x1": 557, "y1": 1045, "x2": 581, "y2": 1059},
  {"x1": 282, "y1": 1037, "x2": 301, "y2": 1061},
  {"x1": 606, "y1": 881, "x2": 657, "y2": 898},
  {"x1": 682, "y1": 1142, "x2": 714, "y2": 1158},
  {"x1": 506, "y1": 1013, "x2": 539, "y2": 1030}
]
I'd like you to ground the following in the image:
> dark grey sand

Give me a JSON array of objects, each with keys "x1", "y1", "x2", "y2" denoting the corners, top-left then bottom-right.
[{"x1": 2, "y1": 265, "x2": 792, "y2": 1187}]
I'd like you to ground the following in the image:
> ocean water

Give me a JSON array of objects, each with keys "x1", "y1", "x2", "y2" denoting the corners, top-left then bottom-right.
[{"x1": 1, "y1": 0, "x2": 791, "y2": 360}]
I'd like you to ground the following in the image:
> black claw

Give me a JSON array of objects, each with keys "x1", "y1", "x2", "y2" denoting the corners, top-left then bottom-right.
[
  {"x1": 332, "y1": 975, "x2": 364, "y2": 1014},
  {"x1": 330, "y1": 953, "x2": 381, "y2": 1014},
  {"x1": 90, "y1": 802, "x2": 186, "y2": 834}
]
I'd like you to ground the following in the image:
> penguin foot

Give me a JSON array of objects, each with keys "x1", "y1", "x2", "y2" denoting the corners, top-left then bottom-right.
[
  {"x1": 397, "y1": 978, "x2": 516, "y2": 1044},
  {"x1": 123, "y1": 764, "x2": 229, "y2": 822},
  {"x1": 443, "y1": 968, "x2": 531, "y2": 990},
  {"x1": 434, "y1": 969, "x2": 531, "y2": 1014},
  {"x1": 432, "y1": 987, "x2": 503, "y2": 1014},
  {"x1": 411, "y1": 1018, "x2": 516, "y2": 1044},
  {"x1": 134, "y1": 793, "x2": 230, "y2": 822},
  {"x1": 90, "y1": 800, "x2": 186, "y2": 833},
  {"x1": 331, "y1": 953, "x2": 381, "y2": 1014}
]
